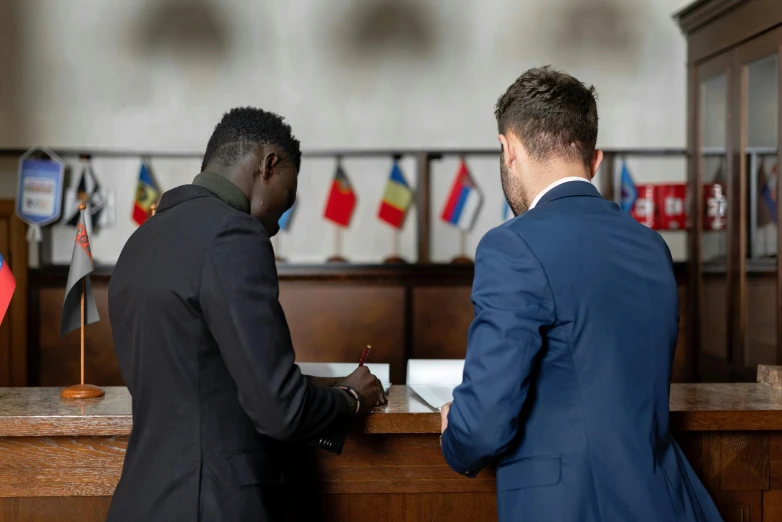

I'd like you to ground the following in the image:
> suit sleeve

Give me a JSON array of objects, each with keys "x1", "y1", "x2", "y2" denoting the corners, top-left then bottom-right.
[
  {"x1": 200, "y1": 213, "x2": 351, "y2": 441},
  {"x1": 441, "y1": 225, "x2": 556, "y2": 476}
]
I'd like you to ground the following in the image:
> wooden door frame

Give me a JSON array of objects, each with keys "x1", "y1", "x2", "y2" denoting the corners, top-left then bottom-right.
[
  {"x1": 690, "y1": 54, "x2": 735, "y2": 381},
  {"x1": 733, "y1": 27, "x2": 782, "y2": 368},
  {"x1": 0, "y1": 200, "x2": 27, "y2": 386}
]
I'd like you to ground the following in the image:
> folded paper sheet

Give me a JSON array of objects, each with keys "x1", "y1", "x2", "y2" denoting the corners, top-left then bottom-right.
[
  {"x1": 406, "y1": 359, "x2": 465, "y2": 411},
  {"x1": 297, "y1": 362, "x2": 391, "y2": 392}
]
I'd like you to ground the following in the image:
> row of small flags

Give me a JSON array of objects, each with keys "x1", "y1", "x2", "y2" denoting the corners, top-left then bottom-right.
[
  {"x1": 64, "y1": 156, "x2": 510, "y2": 236},
  {"x1": 60, "y1": 159, "x2": 159, "y2": 238},
  {"x1": 280, "y1": 158, "x2": 507, "y2": 233}
]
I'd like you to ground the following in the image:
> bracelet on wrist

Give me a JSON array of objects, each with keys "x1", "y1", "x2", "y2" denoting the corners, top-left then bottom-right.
[{"x1": 336, "y1": 385, "x2": 361, "y2": 414}]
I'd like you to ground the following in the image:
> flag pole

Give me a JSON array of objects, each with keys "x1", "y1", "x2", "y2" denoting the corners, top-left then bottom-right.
[
  {"x1": 451, "y1": 230, "x2": 473, "y2": 264},
  {"x1": 383, "y1": 229, "x2": 406, "y2": 264},
  {"x1": 80, "y1": 278, "x2": 85, "y2": 386},
  {"x1": 60, "y1": 203, "x2": 105, "y2": 400},
  {"x1": 327, "y1": 225, "x2": 347, "y2": 263}
]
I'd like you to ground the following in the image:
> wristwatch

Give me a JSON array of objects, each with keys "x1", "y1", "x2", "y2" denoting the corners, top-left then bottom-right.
[{"x1": 336, "y1": 385, "x2": 361, "y2": 414}]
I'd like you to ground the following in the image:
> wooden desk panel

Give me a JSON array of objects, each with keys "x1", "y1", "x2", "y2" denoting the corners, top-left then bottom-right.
[{"x1": 3, "y1": 385, "x2": 782, "y2": 521}]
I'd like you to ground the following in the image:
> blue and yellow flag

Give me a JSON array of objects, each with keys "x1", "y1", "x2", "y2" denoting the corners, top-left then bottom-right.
[
  {"x1": 133, "y1": 162, "x2": 159, "y2": 226},
  {"x1": 378, "y1": 162, "x2": 413, "y2": 228}
]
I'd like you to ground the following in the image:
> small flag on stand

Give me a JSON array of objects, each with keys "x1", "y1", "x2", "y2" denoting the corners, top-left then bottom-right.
[
  {"x1": 378, "y1": 162, "x2": 413, "y2": 228},
  {"x1": 0, "y1": 254, "x2": 16, "y2": 325},
  {"x1": 323, "y1": 163, "x2": 357, "y2": 227},
  {"x1": 620, "y1": 162, "x2": 637, "y2": 212},
  {"x1": 60, "y1": 206, "x2": 99, "y2": 337},
  {"x1": 279, "y1": 203, "x2": 295, "y2": 231},
  {"x1": 132, "y1": 162, "x2": 160, "y2": 226},
  {"x1": 64, "y1": 159, "x2": 104, "y2": 238},
  {"x1": 440, "y1": 159, "x2": 482, "y2": 231}
]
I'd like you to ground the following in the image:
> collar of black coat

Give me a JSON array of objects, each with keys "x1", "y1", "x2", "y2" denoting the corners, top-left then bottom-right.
[
  {"x1": 191, "y1": 172, "x2": 251, "y2": 214},
  {"x1": 535, "y1": 179, "x2": 601, "y2": 208}
]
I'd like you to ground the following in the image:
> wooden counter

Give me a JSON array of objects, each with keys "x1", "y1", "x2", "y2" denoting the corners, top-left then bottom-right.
[{"x1": 2, "y1": 384, "x2": 782, "y2": 521}]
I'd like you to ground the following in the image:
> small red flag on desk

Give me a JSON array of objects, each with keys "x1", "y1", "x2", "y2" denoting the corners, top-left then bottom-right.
[
  {"x1": 0, "y1": 254, "x2": 16, "y2": 325},
  {"x1": 323, "y1": 163, "x2": 357, "y2": 227}
]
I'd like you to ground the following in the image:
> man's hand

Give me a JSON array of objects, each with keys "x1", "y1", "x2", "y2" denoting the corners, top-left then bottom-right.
[
  {"x1": 337, "y1": 366, "x2": 387, "y2": 414},
  {"x1": 440, "y1": 402, "x2": 451, "y2": 435}
]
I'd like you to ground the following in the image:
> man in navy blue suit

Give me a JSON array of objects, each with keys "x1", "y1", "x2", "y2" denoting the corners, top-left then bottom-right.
[{"x1": 439, "y1": 67, "x2": 722, "y2": 521}]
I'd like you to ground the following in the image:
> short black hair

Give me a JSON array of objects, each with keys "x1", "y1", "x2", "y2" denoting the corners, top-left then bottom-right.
[
  {"x1": 201, "y1": 107, "x2": 301, "y2": 172},
  {"x1": 495, "y1": 66, "x2": 598, "y2": 167}
]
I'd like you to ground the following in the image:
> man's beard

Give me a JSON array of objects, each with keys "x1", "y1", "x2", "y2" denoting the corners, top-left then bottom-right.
[{"x1": 500, "y1": 153, "x2": 527, "y2": 215}]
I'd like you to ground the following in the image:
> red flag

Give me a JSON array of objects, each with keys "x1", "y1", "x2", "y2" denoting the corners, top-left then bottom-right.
[
  {"x1": 323, "y1": 164, "x2": 356, "y2": 227},
  {"x1": 0, "y1": 254, "x2": 15, "y2": 325}
]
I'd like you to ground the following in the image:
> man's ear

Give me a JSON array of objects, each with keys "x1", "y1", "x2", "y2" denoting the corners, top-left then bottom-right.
[
  {"x1": 260, "y1": 152, "x2": 278, "y2": 182},
  {"x1": 498, "y1": 134, "x2": 514, "y2": 170},
  {"x1": 589, "y1": 149, "x2": 604, "y2": 180}
]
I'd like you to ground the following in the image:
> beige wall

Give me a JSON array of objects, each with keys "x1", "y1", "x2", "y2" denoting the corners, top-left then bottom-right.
[{"x1": 0, "y1": 0, "x2": 692, "y2": 264}]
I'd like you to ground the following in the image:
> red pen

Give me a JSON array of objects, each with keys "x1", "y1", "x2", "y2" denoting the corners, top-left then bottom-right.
[{"x1": 358, "y1": 345, "x2": 371, "y2": 366}]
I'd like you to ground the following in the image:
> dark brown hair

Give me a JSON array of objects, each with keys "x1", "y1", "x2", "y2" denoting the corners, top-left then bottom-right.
[{"x1": 495, "y1": 66, "x2": 598, "y2": 166}]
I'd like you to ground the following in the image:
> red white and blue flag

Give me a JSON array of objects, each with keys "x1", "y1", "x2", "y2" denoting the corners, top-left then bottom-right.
[
  {"x1": 0, "y1": 254, "x2": 16, "y2": 325},
  {"x1": 440, "y1": 159, "x2": 482, "y2": 231}
]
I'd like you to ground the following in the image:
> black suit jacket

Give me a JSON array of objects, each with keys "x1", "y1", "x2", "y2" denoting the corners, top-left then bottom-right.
[{"x1": 106, "y1": 185, "x2": 351, "y2": 522}]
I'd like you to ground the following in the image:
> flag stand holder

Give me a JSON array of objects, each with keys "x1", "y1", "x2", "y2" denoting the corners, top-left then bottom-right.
[
  {"x1": 60, "y1": 276, "x2": 104, "y2": 399},
  {"x1": 384, "y1": 229, "x2": 406, "y2": 264},
  {"x1": 451, "y1": 230, "x2": 473, "y2": 264},
  {"x1": 327, "y1": 226, "x2": 347, "y2": 263}
]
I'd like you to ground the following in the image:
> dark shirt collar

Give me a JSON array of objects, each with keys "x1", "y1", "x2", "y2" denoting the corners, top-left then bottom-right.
[{"x1": 192, "y1": 172, "x2": 250, "y2": 214}]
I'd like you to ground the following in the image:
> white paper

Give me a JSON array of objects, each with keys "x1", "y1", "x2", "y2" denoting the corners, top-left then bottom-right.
[
  {"x1": 409, "y1": 386, "x2": 455, "y2": 411},
  {"x1": 406, "y1": 359, "x2": 465, "y2": 411},
  {"x1": 297, "y1": 362, "x2": 391, "y2": 391}
]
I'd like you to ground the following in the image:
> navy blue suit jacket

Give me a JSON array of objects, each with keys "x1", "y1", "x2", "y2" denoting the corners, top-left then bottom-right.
[{"x1": 441, "y1": 181, "x2": 722, "y2": 522}]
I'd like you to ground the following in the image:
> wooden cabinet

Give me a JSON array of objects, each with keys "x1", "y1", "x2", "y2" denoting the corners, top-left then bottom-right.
[{"x1": 676, "y1": 0, "x2": 782, "y2": 381}]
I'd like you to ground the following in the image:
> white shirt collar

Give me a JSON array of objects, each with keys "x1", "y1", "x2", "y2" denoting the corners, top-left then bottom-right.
[{"x1": 529, "y1": 177, "x2": 592, "y2": 210}]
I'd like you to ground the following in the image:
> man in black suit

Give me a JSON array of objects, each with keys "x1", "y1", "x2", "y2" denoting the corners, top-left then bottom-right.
[{"x1": 107, "y1": 107, "x2": 386, "y2": 522}]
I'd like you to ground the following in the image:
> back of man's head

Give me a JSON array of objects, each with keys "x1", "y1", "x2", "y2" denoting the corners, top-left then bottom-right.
[
  {"x1": 495, "y1": 66, "x2": 598, "y2": 167},
  {"x1": 201, "y1": 107, "x2": 301, "y2": 173}
]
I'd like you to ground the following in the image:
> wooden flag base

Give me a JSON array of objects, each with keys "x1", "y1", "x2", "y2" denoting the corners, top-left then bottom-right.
[
  {"x1": 326, "y1": 255, "x2": 348, "y2": 263},
  {"x1": 60, "y1": 384, "x2": 105, "y2": 399},
  {"x1": 450, "y1": 255, "x2": 473, "y2": 264},
  {"x1": 383, "y1": 255, "x2": 407, "y2": 264}
]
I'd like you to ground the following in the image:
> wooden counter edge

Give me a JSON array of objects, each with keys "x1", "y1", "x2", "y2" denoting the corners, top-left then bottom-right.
[{"x1": 4, "y1": 410, "x2": 782, "y2": 437}]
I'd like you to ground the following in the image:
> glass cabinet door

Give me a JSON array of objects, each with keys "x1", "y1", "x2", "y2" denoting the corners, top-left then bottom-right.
[
  {"x1": 698, "y1": 69, "x2": 730, "y2": 369},
  {"x1": 741, "y1": 38, "x2": 780, "y2": 369}
]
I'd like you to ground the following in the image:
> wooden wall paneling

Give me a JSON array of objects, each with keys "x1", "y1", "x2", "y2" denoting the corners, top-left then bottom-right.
[
  {"x1": 280, "y1": 282, "x2": 407, "y2": 385},
  {"x1": 702, "y1": 276, "x2": 729, "y2": 361},
  {"x1": 403, "y1": 493, "x2": 498, "y2": 522},
  {"x1": 0, "y1": 497, "x2": 112, "y2": 522},
  {"x1": 0, "y1": 211, "x2": 12, "y2": 386},
  {"x1": 0, "y1": 201, "x2": 27, "y2": 387},
  {"x1": 36, "y1": 283, "x2": 121, "y2": 387},
  {"x1": 763, "y1": 489, "x2": 782, "y2": 520},
  {"x1": 677, "y1": 432, "x2": 769, "y2": 491},
  {"x1": 746, "y1": 275, "x2": 777, "y2": 368},
  {"x1": 7, "y1": 204, "x2": 27, "y2": 387},
  {"x1": 0, "y1": 436, "x2": 126, "y2": 497},
  {"x1": 411, "y1": 286, "x2": 473, "y2": 360},
  {"x1": 712, "y1": 490, "x2": 763, "y2": 522}
]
